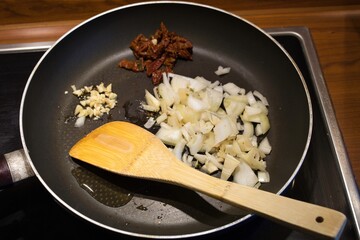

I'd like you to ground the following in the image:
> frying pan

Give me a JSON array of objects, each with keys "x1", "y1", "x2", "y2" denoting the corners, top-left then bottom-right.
[{"x1": 15, "y1": 1, "x2": 312, "y2": 238}]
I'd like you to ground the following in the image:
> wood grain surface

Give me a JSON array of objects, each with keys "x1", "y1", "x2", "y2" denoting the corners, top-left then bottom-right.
[{"x1": 0, "y1": 0, "x2": 359, "y2": 187}]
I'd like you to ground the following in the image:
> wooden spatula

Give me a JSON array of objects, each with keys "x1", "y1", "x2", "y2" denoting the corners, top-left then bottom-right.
[{"x1": 69, "y1": 121, "x2": 346, "y2": 239}]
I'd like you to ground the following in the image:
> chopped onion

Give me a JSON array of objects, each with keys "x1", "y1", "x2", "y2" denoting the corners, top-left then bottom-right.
[
  {"x1": 187, "y1": 133, "x2": 204, "y2": 155},
  {"x1": 205, "y1": 88, "x2": 223, "y2": 112},
  {"x1": 194, "y1": 153, "x2": 207, "y2": 164},
  {"x1": 142, "y1": 73, "x2": 271, "y2": 187},
  {"x1": 213, "y1": 117, "x2": 238, "y2": 146},
  {"x1": 155, "y1": 124, "x2": 182, "y2": 146},
  {"x1": 173, "y1": 139, "x2": 186, "y2": 160},
  {"x1": 144, "y1": 89, "x2": 160, "y2": 111},
  {"x1": 215, "y1": 66, "x2": 231, "y2": 76},
  {"x1": 189, "y1": 76, "x2": 211, "y2": 92},
  {"x1": 187, "y1": 95, "x2": 208, "y2": 112},
  {"x1": 259, "y1": 114, "x2": 270, "y2": 134},
  {"x1": 258, "y1": 171, "x2": 270, "y2": 183},
  {"x1": 253, "y1": 90, "x2": 269, "y2": 106},
  {"x1": 233, "y1": 159, "x2": 259, "y2": 187},
  {"x1": 144, "y1": 117, "x2": 156, "y2": 129},
  {"x1": 74, "y1": 116, "x2": 85, "y2": 128},
  {"x1": 171, "y1": 74, "x2": 189, "y2": 92},
  {"x1": 246, "y1": 91, "x2": 257, "y2": 106},
  {"x1": 255, "y1": 123, "x2": 263, "y2": 136},
  {"x1": 205, "y1": 152, "x2": 224, "y2": 170},
  {"x1": 259, "y1": 137, "x2": 272, "y2": 154},
  {"x1": 156, "y1": 113, "x2": 167, "y2": 124},
  {"x1": 244, "y1": 106, "x2": 262, "y2": 116},
  {"x1": 158, "y1": 83, "x2": 176, "y2": 107},
  {"x1": 223, "y1": 96, "x2": 247, "y2": 116},
  {"x1": 201, "y1": 161, "x2": 219, "y2": 174},
  {"x1": 221, "y1": 154, "x2": 240, "y2": 180},
  {"x1": 240, "y1": 148, "x2": 267, "y2": 171},
  {"x1": 242, "y1": 121, "x2": 254, "y2": 137},
  {"x1": 223, "y1": 82, "x2": 244, "y2": 95}
]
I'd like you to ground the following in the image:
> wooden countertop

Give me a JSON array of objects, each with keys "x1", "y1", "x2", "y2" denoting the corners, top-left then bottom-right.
[{"x1": 0, "y1": 1, "x2": 359, "y2": 187}]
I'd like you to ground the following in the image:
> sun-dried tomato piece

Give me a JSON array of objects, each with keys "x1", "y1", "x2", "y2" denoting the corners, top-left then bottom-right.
[{"x1": 119, "y1": 22, "x2": 193, "y2": 85}]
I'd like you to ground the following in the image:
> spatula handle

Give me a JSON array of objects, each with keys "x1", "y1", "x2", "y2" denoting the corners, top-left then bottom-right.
[{"x1": 170, "y1": 163, "x2": 346, "y2": 239}]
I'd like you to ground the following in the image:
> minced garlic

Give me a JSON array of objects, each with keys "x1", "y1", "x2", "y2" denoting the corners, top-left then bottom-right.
[{"x1": 71, "y1": 82, "x2": 117, "y2": 121}]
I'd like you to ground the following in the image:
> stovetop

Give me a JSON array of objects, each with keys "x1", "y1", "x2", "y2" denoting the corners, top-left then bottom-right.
[{"x1": 0, "y1": 27, "x2": 359, "y2": 239}]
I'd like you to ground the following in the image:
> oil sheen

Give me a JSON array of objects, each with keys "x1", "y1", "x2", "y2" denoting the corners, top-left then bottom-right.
[{"x1": 72, "y1": 167, "x2": 133, "y2": 207}]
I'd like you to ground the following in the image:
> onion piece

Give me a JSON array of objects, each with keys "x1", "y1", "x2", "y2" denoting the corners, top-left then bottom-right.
[
  {"x1": 173, "y1": 139, "x2": 186, "y2": 160},
  {"x1": 246, "y1": 91, "x2": 257, "y2": 106},
  {"x1": 155, "y1": 124, "x2": 182, "y2": 146},
  {"x1": 194, "y1": 153, "x2": 207, "y2": 164},
  {"x1": 233, "y1": 159, "x2": 259, "y2": 187},
  {"x1": 158, "y1": 83, "x2": 176, "y2": 107},
  {"x1": 144, "y1": 117, "x2": 155, "y2": 129},
  {"x1": 213, "y1": 117, "x2": 238, "y2": 146},
  {"x1": 223, "y1": 82, "x2": 244, "y2": 95},
  {"x1": 253, "y1": 90, "x2": 269, "y2": 106},
  {"x1": 259, "y1": 137, "x2": 272, "y2": 154},
  {"x1": 187, "y1": 133, "x2": 204, "y2": 155},
  {"x1": 214, "y1": 66, "x2": 231, "y2": 76},
  {"x1": 205, "y1": 152, "x2": 224, "y2": 170},
  {"x1": 201, "y1": 161, "x2": 219, "y2": 174},
  {"x1": 242, "y1": 121, "x2": 254, "y2": 137},
  {"x1": 189, "y1": 76, "x2": 211, "y2": 92},
  {"x1": 221, "y1": 154, "x2": 240, "y2": 180},
  {"x1": 223, "y1": 96, "x2": 247, "y2": 116},
  {"x1": 187, "y1": 95, "x2": 208, "y2": 112},
  {"x1": 171, "y1": 74, "x2": 189, "y2": 92},
  {"x1": 205, "y1": 88, "x2": 223, "y2": 112},
  {"x1": 255, "y1": 123, "x2": 263, "y2": 136},
  {"x1": 141, "y1": 104, "x2": 160, "y2": 112},
  {"x1": 259, "y1": 114, "x2": 270, "y2": 134},
  {"x1": 258, "y1": 171, "x2": 270, "y2": 183},
  {"x1": 244, "y1": 106, "x2": 262, "y2": 116},
  {"x1": 74, "y1": 116, "x2": 86, "y2": 128},
  {"x1": 240, "y1": 148, "x2": 267, "y2": 171},
  {"x1": 144, "y1": 89, "x2": 160, "y2": 111}
]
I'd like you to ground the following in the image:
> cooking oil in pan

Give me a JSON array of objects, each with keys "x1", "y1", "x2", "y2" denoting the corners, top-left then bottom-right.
[{"x1": 72, "y1": 167, "x2": 133, "y2": 207}]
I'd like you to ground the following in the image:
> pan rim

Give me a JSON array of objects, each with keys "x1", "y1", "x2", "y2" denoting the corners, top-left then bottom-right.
[{"x1": 19, "y1": 1, "x2": 313, "y2": 239}]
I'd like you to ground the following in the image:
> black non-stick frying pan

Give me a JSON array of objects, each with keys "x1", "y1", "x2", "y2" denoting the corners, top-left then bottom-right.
[{"x1": 17, "y1": 1, "x2": 312, "y2": 238}]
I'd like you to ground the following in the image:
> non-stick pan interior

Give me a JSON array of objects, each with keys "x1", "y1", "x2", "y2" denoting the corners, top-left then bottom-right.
[{"x1": 20, "y1": 2, "x2": 312, "y2": 238}]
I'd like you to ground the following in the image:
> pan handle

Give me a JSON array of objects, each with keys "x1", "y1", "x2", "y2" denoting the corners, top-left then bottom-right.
[{"x1": 0, "y1": 149, "x2": 34, "y2": 188}]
